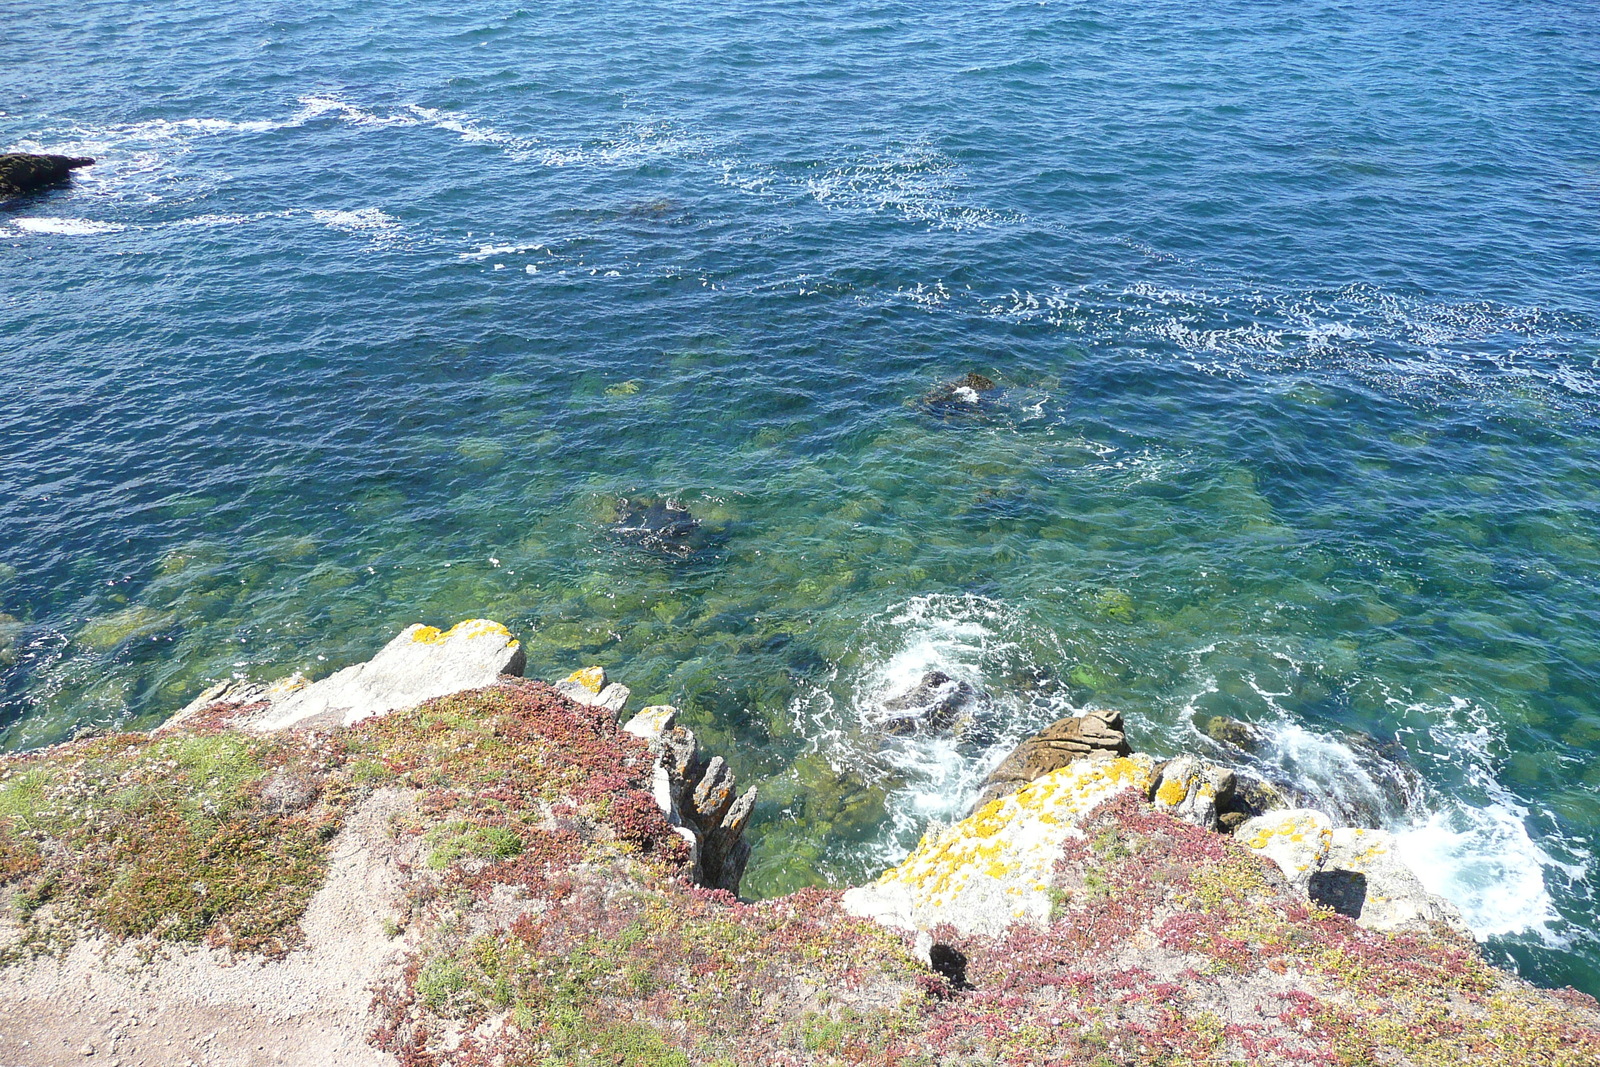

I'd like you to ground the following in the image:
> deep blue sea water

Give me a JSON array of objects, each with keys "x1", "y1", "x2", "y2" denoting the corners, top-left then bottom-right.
[{"x1": 4, "y1": 0, "x2": 1600, "y2": 993}]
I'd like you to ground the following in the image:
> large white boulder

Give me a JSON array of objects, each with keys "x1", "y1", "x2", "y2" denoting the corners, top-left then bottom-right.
[
  {"x1": 1238, "y1": 808, "x2": 1469, "y2": 937},
  {"x1": 173, "y1": 620, "x2": 526, "y2": 733},
  {"x1": 843, "y1": 754, "x2": 1155, "y2": 938}
]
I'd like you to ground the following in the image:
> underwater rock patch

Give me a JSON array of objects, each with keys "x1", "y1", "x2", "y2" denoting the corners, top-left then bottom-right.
[
  {"x1": 0, "y1": 613, "x2": 20, "y2": 667},
  {"x1": 609, "y1": 495, "x2": 718, "y2": 558}
]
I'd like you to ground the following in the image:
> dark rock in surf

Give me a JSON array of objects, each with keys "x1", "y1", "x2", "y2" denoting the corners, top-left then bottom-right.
[
  {"x1": 972, "y1": 707, "x2": 1131, "y2": 810},
  {"x1": 879, "y1": 670, "x2": 988, "y2": 737},
  {"x1": 0, "y1": 153, "x2": 95, "y2": 198},
  {"x1": 921, "y1": 372, "x2": 998, "y2": 417}
]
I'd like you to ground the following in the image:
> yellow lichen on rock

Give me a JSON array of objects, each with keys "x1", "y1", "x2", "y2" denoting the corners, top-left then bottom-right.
[
  {"x1": 1156, "y1": 774, "x2": 1189, "y2": 807},
  {"x1": 562, "y1": 665, "x2": 607, "y2": 695},
  {"x1": 843, "y1": 754, "x2": 1154, "y2": 938},
  {"x1": 410, "y1": 619, "x2": 518, "y2": 648}
]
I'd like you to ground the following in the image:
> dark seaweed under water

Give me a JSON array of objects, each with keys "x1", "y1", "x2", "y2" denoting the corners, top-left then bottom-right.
[{"x1": 4, "y1": 0, "x2": 1599, "y2": 994}]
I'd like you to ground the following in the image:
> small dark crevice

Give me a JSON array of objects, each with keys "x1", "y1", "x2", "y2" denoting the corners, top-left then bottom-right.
[
  {"x1": 1308, "y1": 869, "x2": 1368, "y2": 919},
  {"x1": 929, "y1": 943, "x2": 974, "y2": 991}
]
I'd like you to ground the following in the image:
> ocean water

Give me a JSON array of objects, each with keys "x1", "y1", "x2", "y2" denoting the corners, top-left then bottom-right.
[{"x1": 4, "y1": 0, "x2": 1600, "y2": 993}]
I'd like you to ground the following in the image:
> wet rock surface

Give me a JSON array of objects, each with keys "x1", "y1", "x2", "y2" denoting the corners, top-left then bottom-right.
[
  {"x1": 1200, "y1": 714, "x2": 1424, "y2": 829},
  {"x1": 973, "y1": 707, "x2": 1132, "y2": 809},
  {"x1": 920, "y1": 371, "x2": 999, "y2": 417},
  {"x1": 878, "y1": 669, "x2": 988, "y2": 737},
  {"x1": 0, "y1": 153, "x2": 94, "y2": 197},
  {"x1": 1203, "y1": 714, "x2": 1265, "y2": 753}
]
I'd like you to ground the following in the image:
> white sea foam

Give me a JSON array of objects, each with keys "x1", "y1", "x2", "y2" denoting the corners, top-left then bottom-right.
[
  {"x1": 311, "y1": 207, "x2": 404, "y2": 246},
  {"x1": 295, "y1": 95, "x2": 420, "y2": 129},
  {"x1": 716, "y1": 142, "x2": 1020, "y2": 232},
  {"x1": 966, "y1": 278, "x2": 1598, "y2": 411},
  {"x1": 459, "y1": 241, "x2": 545, "y2": 261},
  {"x1": 789, "y1": 593, "x2": 1075, "y2": 871},
  {"x1": 1396, "y1": 803, "x2": 1562, "y2": 939},
  {"x1": 802, "y1": 143, "x2": 1020, "y2": 231},
  {"x1": 1388, "y1": 697, "x2": 1570, "y2": 941},
  {"x1": 1175, "y1": 651, "x2": 1564, "y2": 942},
  {"x1": 166, "y1": 212, "x2": 280, "y2": 229},
  {"x1": 10, "y1": 217, "x2": 126, "y2": 235}
]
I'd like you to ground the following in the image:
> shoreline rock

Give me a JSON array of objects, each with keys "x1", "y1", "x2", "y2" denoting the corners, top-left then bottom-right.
[
  {"x1": 622, "y1": 703, "x2": 756, "y2": 894},
  {"x1": 171, "y1": 618, "x2": 526, "y2": 732},
  {"x1": 972, "y1": 706, "x2": 1131, "y2": 808}
]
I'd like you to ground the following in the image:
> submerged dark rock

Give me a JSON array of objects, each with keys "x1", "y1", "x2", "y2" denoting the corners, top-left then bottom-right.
[
  {"x1": 611, "y1": 495, "x2": 715, "y2": 557},
  {"x1": 920, "y1": 372, "x2": 999, "y2": 417},
  {"x1": 0, "y1": 153, "x2": 95, "y2": 198},
  {"x1": 879, "y1": 670, "x2": 988, "y2": 737}
]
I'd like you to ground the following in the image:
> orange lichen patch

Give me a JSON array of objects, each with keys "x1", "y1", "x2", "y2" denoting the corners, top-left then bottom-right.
[{"x1": 846, "y1": 755, "x2": 1155, "y2": 936}]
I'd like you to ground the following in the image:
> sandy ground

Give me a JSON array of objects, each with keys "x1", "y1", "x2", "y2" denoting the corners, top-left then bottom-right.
[{"x1": 0, "y1": 790, "x2": 415, "y2": 1067}]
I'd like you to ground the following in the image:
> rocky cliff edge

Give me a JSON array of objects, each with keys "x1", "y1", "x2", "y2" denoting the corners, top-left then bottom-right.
[{"x1": 0, "y1": 619, "x2": 1596, "y2": 1067}]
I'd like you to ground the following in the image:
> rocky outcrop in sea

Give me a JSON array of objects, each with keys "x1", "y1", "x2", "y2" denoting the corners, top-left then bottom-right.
[{"x1": 0, "y1": 153, "x2": 95, "y2": 198}]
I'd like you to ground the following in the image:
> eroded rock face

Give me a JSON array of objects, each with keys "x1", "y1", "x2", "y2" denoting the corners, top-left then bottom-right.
[
  {"x1": 622, "y1": 704, "x2": 756, "y2": 896},
  {"x1": 973, "y1": 707, "x2": 1132, "y2": 809},
  {"x1": 173, "y1": 620, "x2": 526, "y2": 732},
  {"x1": 1237, "y1": 808, "x2": 1470, "y2": 937},
  {"x1": 843, "y1": 754, "x2": 1156, "y2": 938},
  {"x1": 878, "y1": 670, "x2": 987, "y2": 737},
  {"x1": 0, "y1": 153, "x2": 95, "y2": 197}
]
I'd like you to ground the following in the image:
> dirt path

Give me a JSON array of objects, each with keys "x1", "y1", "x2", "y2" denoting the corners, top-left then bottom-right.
[{"x1": 0, "y1": 790, "x2": 414, "y2": 1067}]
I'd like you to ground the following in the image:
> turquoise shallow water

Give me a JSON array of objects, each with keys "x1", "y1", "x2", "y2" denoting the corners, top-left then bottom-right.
[{"x1": 4, "y1": 0, "x2": 1600, "y2": 992}]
